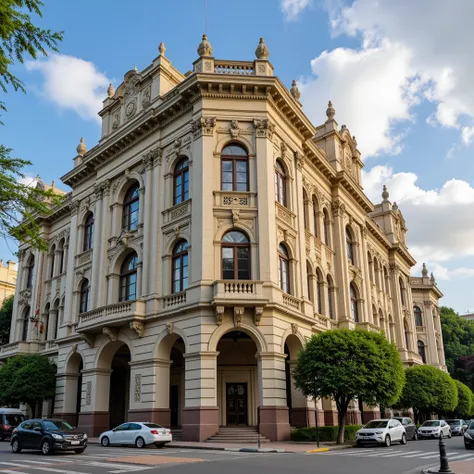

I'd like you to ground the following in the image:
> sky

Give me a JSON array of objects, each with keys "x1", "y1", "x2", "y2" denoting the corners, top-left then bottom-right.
[{"x1": 1, "y1": 0, "x2": 474, "y2": 313}]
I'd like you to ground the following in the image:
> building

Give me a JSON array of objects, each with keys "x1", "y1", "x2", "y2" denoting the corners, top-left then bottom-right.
[
  {"x1": 0, "y1": 259, "x2": 17, "y2": 306},
  {"x1": 2, "y1": 36, "x2": 446, "y2": 441},
  {"x1": 460, "y1": 313, "x2": 474, "y2": 321}
]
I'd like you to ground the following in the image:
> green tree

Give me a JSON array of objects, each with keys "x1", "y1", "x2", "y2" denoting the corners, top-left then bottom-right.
[
  {"x1": 400, "y1": 365, "x2": 458, "y2": 421},
  {"x1": 0, "y1": 0, "x2": 64, "y2": 250},
  {"x1": 0, "y1": 354, "x2": 56, "y2": 416},
  {"x1": 292, "y1": 329, "x2": 405, "y2": 444},
  {"x1": 453, "y1": 379, "x2": 474, "y2": 419},
  {"x1": 440, "y1": 307, "x2": 474, "y2": 392},
  {"x1": 0, "y1": 294, "x2": 14, "y2": 344}
]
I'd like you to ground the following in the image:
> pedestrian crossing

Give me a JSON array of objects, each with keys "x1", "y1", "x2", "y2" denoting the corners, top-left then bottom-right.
[
  {"x1": 0, "y1": 448, "x2": 259, "y2": 474},
  {"x1": 317, "y1": 447, "x2": 474, "y2": 462}
]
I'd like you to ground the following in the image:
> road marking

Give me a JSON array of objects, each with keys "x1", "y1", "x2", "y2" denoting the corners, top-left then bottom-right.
[
  {"x1": 448, "y1": 453, "x2": 474, "y2": 461},
  {"x1": 403, "y1": 451, "x2": 438, "y2": 458},
  {"x1": 379, "y1": 450, "x2": 423, "y2": 457},
  {"x1": 420, "y1": 451, "x2": 459, "y2": 459},
  {"x1": 20, "y1": 467, "x2": 92, "y2": 474},
  {"x1": 0, "y1": 470, "x2": 30, "y2": 474},
  {"x1": 0, "y1": 463, "x2": 28, "y2": 467}
]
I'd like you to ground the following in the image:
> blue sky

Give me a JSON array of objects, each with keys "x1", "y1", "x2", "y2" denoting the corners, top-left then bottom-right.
[{"x1": 2, "y1": 0, "x2": 474, "y2": 313}]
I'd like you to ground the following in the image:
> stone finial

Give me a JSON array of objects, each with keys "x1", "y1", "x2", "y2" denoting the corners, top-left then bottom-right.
[
  {"x1": 255, "y1": 37, "x2": 269, "y2": 60},
  {"x1": 134, "y1": 65, "x2": 139, "y2": 72},
  {"x1": 326, "y1": 101, "x2": 335, "y2": 121},
  {"x1": 290, "y1": 79, "x2": 301, "y2": 100},
  {"x1": 107, "y1": 83, "x2": 115, "y2": 98},
  {"x1": 382, "y1": 185, "x2": 389, "y2": 202},
  {"x1": 158, "y1": 42, "x2": 166, "y2": 56},
  {"x1": 353, "y1": 135, "x2": 358, "y2": 147},
  {"x1": 197, "y1": 34, "x2": 213, "y2": 57},
  {"x1": 392, "y1": 201, "x2": 399, "y2": 211},
  {"x1": 422, "y1": 263, "x2": 428, "y2": 277},
  {"x1": 430, "y1": 272, "x2": 436, "y2": 283},
  {"x1": 76, "y1": 137, "x2": 87, "y2": 156}
]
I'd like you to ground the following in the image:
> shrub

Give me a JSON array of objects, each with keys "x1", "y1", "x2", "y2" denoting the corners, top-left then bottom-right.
[{"x1": 291, "y1": 425, "x2": 362, "y2": 443}]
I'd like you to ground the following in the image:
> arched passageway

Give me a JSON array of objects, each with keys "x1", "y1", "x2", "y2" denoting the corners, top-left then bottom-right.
[{"x1": 109, "y1": 345, "x2": 131, "y2": 428}]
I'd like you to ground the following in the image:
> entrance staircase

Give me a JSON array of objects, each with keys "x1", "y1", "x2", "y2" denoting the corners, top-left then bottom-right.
[
  {"x1": 206, "y1": 426, "x2": 270, "y2": 443},
  {"x1": 171, "y1": 429, "x2": 182, "y2": 441}
]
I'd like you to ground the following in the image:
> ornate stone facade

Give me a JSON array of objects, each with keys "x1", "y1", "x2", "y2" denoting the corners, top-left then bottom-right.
[
  {"x1": 0, "y1": 259, "x2": 17, "y2": 306},
  {"x1": 3, "y1": 37, "x2": 446, "y2": 441}
]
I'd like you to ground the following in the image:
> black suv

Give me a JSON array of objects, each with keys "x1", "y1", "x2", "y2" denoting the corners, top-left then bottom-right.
[{"x1": 11, "y1": 418, "x2": 87, "y2": 455}]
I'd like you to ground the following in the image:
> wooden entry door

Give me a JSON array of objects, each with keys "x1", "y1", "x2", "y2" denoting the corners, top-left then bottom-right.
[{"x1": 226, "y1": 383, "x2": 248, "y2": 425}]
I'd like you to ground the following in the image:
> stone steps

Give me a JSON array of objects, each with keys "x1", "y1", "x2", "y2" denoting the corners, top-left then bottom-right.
[{"x1": 206, "y1": 426, "x2": 270, "y2": 443}]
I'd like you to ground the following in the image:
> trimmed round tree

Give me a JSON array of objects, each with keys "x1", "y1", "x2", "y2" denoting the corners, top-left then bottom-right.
[
  {"x1": 292, "y1": 329, "x2": 405, "y2": 444},
  {"x1": 400, "y1": 365, "x2": 458, "y2": 421},
  {"x1": 453, "y1": 379, "x2": 473, "y2": 419}
]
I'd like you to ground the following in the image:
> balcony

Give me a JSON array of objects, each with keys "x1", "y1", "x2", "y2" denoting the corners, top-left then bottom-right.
[
  {"x1": 0, "y1": 341, "x2": 30, "y2": 359},
  {"x1": 77, "y1": 300, "x2": 145, "y2": 333},
  {"x1": 212, "y1": 280, "x2": 268, "y2": 307},
  {"x1": 161, "y1": 291, "x2": 187, "y2": 310}
]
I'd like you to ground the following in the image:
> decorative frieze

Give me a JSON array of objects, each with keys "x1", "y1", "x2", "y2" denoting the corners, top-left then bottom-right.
[
  {"x1": 85, "y1": 381, "x2": 92, "y2": 405},
  {"x1": 191, "y1": 116, "x2": 217, "y2": 139},
  {"x1": 134, "y1": 374, "x2": 142, "y2": 402},
  {"x1": 253, "y1": 118, "x2": 275, "y2": 139}
]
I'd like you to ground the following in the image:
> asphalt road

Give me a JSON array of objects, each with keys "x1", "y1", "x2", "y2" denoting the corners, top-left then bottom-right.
[{"x1": 0, "y1": 436, "x2": 471, "y2": 474}]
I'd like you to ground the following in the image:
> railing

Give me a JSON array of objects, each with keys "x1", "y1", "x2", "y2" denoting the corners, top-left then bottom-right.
[
  {"x1": 416, "y1": 325, "x2": 426, "y2": 332},
  {"x1": 212, "y1": 280, "x2": 266, "y2": 304},
  {"x1": 223, "y1": 281, "x2": 256, "y2": 294},
  {"x1": 282, "y1": 293, "x2": 301, "y2": 311},
  {"x1": 0, "y1": 342, "x2": 20, "y2": 354},
  {"x1": 214, "y1": 61, "x2": 254, "y2": 75},
  {"x1": 165, "y1": 291, "x2": 187, "y2": 307}
]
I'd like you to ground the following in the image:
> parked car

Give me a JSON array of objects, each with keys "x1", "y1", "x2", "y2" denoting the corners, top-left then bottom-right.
[
  {"x1": 0, "y1": 408, "x2": 25, "y2": 441},
  {"x1": 464, "y1": 420, "x2": 474, "y2": 449},
  {"x1": 10, "y1": 418, "x2": 87, "y2": 455},
  {"x1": 99, "y1": 422, "x2": 172, "y2": 448},
  {"x1": 356, "y1": 418, "x2": 407, "y2": 447},
  {"x1": 418, "y1": 420, "x2": 451, "y2": 439},
  {"x1": 445, "y1": 419, "x2": 466, "y2": 436},
  {"x1": 393, "y1": 417, "x2": 418, "y2": 441}
]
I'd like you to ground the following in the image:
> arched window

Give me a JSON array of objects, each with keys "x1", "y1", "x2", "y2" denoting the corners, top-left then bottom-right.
[
  {"x1": 418, "y1": 340, "x2": 426, "y2": 363},
  {"x1": 43, "y1": 303, "x2": 50, "y2": 341},
  {"x1": 404, "y1": 319, "x2": 410, "y2": 350},
  {"x1": 383, "y1": 267, "x2": 390, "y2": 296},
  {"x1": 53, "y1": 300, "x2": 59, "y2": 340},
  {"x1": 414, "y1": 305, "x2": 423, "y2": 327},
  {"x1": 303, "y1": 189, "x2": 309, "y2": 230},
  {"x1": 120, "y1": 253, "x2": 138, "y2": 301},
  {"x1": 323, "y1": 209, "x2": 330, "y2": 246},
  {"x1": 83, "y1": 213, "x2": 94, "y2": 251},
  {"x1": 306, "y1": 261, "x2": 313, "y2": 303},
  {"x1": 278, "y1": 244, "x2": 290, "y2": 293},
  {"x1": 222, "y1": 231, "x2": 250, "y2": 280},
  {"x1": 399, "y1": 277, "x2": 406, "y2": 306},
  {"x1": 221, "y1": 144, "x2": 249, "y2": 192},
  {"x1": 346, "y1": 227, "x2": 354, "y2": 264},
  {"x1": 389, "y1": 316, "x2": 395, "y2": 343},
  {"x1": 274, "y1": 161, "x2": 287, "y2": 207},
  {"x1": 327, "y1": 276, "x2": 334, "y2": 319},
  {"x1": 79, "y1": 279, "x2": 90, "y2": 314},
  {"x1": 373, "y1": 258, "x2": 380, "y2": 288},
  {"x1": 26, "y1": 256, "x2": 35, "y2": 289},
  {"x1": 173, "y1": 158, "x2": 189, "y2": 205},
  {"x1": 50, "y1": 245, "x2": 56, "y2": 279},
  {"x1": 22, "y1": 308, "x2": 30, "y2": 341},
  {"x1": 316, "y1": 271, "x2": 323, "y2": 315},
  {"x1": 58, "y1": 239, "x2": 65, "y2": 274},
  {"x1": 312, "y1": 197, "x2": 319, "y2": 237},
  {"x1": 123, "y1": 183, "x2": 140, "y2": 231},
  {"x1": 172, "y1": 240, "x2": 189, "y2": 293},
  {"x1": 350, "y1": 283, "x2": 359, "y2": 322}
]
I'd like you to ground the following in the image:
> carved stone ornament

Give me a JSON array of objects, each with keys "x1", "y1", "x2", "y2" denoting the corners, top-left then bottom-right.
[
  {"x1": 255, "y1": 37, "x2": 269, "y2": 60},
  {"x1": 102, "y1": 327, "x2": 118, "y2": 342},
  {"x1": 191, "y1": 116, "x2": 217, "y2": 139},
  {"x1": 197, "y1": 34, "x2": 213, "y2": 57},
  {"x1": 291, "y1": 322, "x2": 298, "y2": 335},
  {"x1": 253, "y1": 118, "x2": 275, "y2": 139},
  {"x1": 76, "y1": 137, "x2": 87, "y2": 156},
  {"x1": 134, "y1": 374, "x2": 142, "y2": 402},
  {"x1": 112, "y1": 112, "x2": 120, "y2": 130},
  {"x1": 125, "y1": 99, "x2": 137, "y2": 119},
  {"x1": 72, "y1": 343, "x2": 78, "y2": 353},
  {"x1": 290, "y1": 80, "x2": 301, "y2": 100},
  {"x1": 124, "y1": 73, "x2": 140, "y2": 98},
  {"x1": 141, "y1": 86, "x2": 151, "y2": 109},
  {"x1": 107, "y1": 83, "x2": 115, "y2": 98},
  {"x1": 254, "y1": 307, "x2": 264, "y2": 326},
  {"x1": 216, "y1": 306, "x2": 225, "y2": 326},
  {"x1": 234, "y1": 307, "x2": 244, "y2": 327},
  {"x1": 129, "y1": 321, "x2": 145, "y2": 338},
  {"x1": 70, "y1": 200, "x2": 81, "y2": 216},
  {"x1": 229, "y1": 120, "x2": 240, "y2": 138},
  {"x1": 295, "y1": 151, "x2": 305, "y2": 170},
  {"x1": 79, "y1": 333, "x2": 95, "y2": 347},
  {"x1": 232, "y1": 209, "x2": 240, "y2": 225},
  {"x1": 166, "y1": 322, "x2": 174, "y2": 334},
  {"x1": 85, "y1": 381, "x2": 92, "y2": 405},
  {"x1": 142, "y1": 146, "x2": 162, "y2": 169}
]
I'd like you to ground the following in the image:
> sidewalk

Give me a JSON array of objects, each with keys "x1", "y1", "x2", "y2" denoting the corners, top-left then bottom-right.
[{"x1": 88, "y1": 438, "x2": 353, "y2": 453}]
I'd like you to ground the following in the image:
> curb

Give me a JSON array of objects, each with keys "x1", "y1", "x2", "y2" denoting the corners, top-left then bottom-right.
[{"x1": 306, "y1": 447, "x2": 329, "y2": 453}]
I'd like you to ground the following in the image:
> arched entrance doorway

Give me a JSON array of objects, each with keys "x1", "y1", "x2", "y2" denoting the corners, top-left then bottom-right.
[
  {"x1": 61, "y1": 352, "x2": 83, "y2": 427},
  {"x1": 109, "y1": 345, "x2": 131, "y2": 429},
  {"x1": 217, "y1": 331, "x2": 258, "y2": 427},
  {"x1": 170, "y1": 339, "x2": 185, "y2": 429}
]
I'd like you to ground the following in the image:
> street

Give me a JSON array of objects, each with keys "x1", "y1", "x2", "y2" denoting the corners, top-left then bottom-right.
[{"x1": 0, "y1": 437, "x2": 472, "y2": 474}]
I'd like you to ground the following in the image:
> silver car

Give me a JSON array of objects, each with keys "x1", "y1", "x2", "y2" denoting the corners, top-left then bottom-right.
[
  {"x1": 418, "y1": 420, "x2": 451, "y2": 439},
  {"x1": 445, "y1": 419, "x2": 466, "y2": 436}
]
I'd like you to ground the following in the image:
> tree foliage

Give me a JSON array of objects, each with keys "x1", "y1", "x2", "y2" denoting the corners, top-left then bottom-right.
[
  {"x1": 0, "y1": 294, "x2": 14, "y2": 344},
  {"x1": 400, "y1": 365, "x2": 458, "y2": 420},
  {"x1": 453, "y1": 379, "x2": 473, "y2": 419},
  {"x1": 293, "y1": 329, "x2": 405, "y2": 444},
  {"x1": 0, "y1": 354, "x2": 56, "y2": 416},
  {"x1": 440, "y1": 307, "x2": 474, "y2": 392}
]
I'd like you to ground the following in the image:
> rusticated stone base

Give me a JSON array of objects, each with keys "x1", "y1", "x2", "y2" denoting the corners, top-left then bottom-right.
[
  {"x1": 78, "y1": 411, "x2": 109, "y2": 437},
  {"x1": 52, "y1": 413, "x2": 77, "y2": 427},
  {"x1": 128, "y1": 409, "x2": 171, "y2": 428},
  {"x1": 290, "y1": 407, "x2": 315, "y2": 428},
  {"x1": 324, "y1": 409, "x2": 338, "y2": 426},
  {"x1": 182, "y1": 407, "x2": 218, "y2": 441},
  {"x1": 363, "y1": 410, "x2": 381, "y2": 423},
  {"x1": 346, "y1": 409, "x2": 362, "y2": 425},
  {"x1": 259, "y1": 406, "x2": 290, "y2": 441}
]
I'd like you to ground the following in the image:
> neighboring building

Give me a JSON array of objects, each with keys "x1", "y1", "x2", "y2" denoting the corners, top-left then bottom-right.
[
  {"x1": 0, "y1": 259, "x2": 17, "y2": 305},
  {"x1": 460, "y1": 313, "x2": 474, "y2": 321},
  {"x1": 2, "y1": 36, "x2": 446, "y2": 440}
]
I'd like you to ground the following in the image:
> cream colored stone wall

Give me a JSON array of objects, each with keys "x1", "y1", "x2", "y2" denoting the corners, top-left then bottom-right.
[{"x1": 0, "y1": 259, "x2": 16, "y2": 306}]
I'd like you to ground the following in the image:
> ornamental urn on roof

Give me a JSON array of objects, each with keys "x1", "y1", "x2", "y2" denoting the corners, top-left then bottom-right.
[
  {"x1": 76, "y1": 137, "x2": 87, "y2": 156},
  {"x1": 326, "y1": 101, "x2": 335, "y2": 121},
  {"x1": 107, "y1": 83, "x2": 115, "y2": 98},
  {"x1": 382, "y1": 185, "x2": 389, "y2": 202},
  {"x1": 197, "y1": 34, "x2": 213, "y2": 57},
  {"x1": 255, "y1": 37, "x2": 269, "y2": 60},
  {"x1": 422, "y1": 263, "x2": 428, "y2": 277},
  {"x1": 158, "y1": 41, "x2": 166, "y2": 56},
  {"x1": 290, "y1": 79, "x2": 301, "y2": 100}
]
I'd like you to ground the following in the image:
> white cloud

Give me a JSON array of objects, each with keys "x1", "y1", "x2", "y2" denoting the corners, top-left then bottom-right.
[
  {"x1": 300, "y1": 40, "x2": 418, "y2": 157},
  {"x1": 281, "y1": 0, "x2": 313, "y2": 20},
  {"x1": 17, "y1": 175, "x2": 38, "y2": 187},
  {"x1": 363, "y1": 165, "x2": 474, "y2": 279},
  {"x1": 26, "y1": 54, "x2": 110, "y2": 123}
]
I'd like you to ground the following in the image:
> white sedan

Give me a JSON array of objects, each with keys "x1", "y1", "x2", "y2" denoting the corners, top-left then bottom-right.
[
  {"x1": 356, "y1": 419, "x2": 407, "y2": 447},
  {"x1": 418, "y1": 420, "x2": 452, "y2": 439},
  {"x1": 99, "y1": 422, "x2": 172, "y2": 448}
]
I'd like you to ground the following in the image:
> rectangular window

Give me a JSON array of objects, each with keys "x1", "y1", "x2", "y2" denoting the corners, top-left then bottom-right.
[{"x1": 222, "y1": 247, "x2": 235, "y2": 280}]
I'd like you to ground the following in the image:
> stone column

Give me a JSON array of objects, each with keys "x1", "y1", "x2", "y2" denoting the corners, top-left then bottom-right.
[
  {"x1": 257, "y1": 352, "x2": 290, "y2": 441},
  {"x1": 77, "y1": 368, "x2": 112, "y2": 437},
  {"x1": 359, "y1": 226, "x2": 373, "y2": 324},
  {"x1": 322, "y1": 397, "x2": 338, "y2": 426},
  {"x1": 182, "y1": 351, "x2": 219, "y2": 441},
  {"x1": 49, "y1": 309, "x2": 58, "y2": 340},
  {"x1": 361, "y1": 402, "x2": 380, "y2": 423},
  {"x1": 294, "y1": 153, "x2": 306, "y2": 303},
  {"x1": 90, "y1": 186, "x2": 103, "y2": 309},
  {"x1": 141, "y1": 157, "x2": 154, "y2": 296},
  {"x1": 106, "y1": 274, "x2": 120, "y2": 305},
  {"x1": 288, "y1": 360, "x2": 311, "y2": 428},
  {"x1": 149, "y1": 155, "x2": 162, "y2": 296},
  {"x1": 97, "y1": 181, "x2": 111, "y2": 307},
  {"x1": 136, "y1": 261, "x2": 143, "y2": 298},
  {"x1": 54, "y1": 373, "x2": 81, "y2": 426}
]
